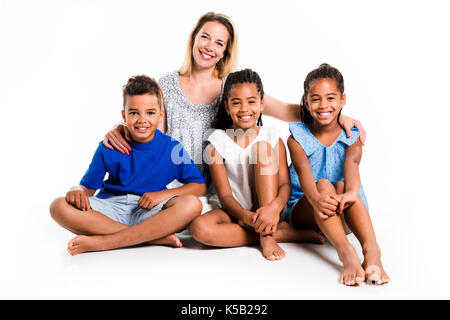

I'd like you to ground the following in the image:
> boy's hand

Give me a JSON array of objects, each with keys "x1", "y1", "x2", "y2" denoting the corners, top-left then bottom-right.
[
  {"x1": 66, "y1": 186, "x2": 91, "y2": 211},
  {"x1": 138, "y1": 191, "x2": 168, "y2": 210},
  {"x1": 331, "y1": 192, "x2": 357, "y2": 214},
  {"x1": 253, "y1": 203, "x2": 280, "y2": 235},
  {"x1": 312, "y1": 193, "x2": 339, "y2": 220}
]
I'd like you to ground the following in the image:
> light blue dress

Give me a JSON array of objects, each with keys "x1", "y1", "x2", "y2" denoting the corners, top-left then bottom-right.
[{"x1": 287, "y1": 123, "x2": 368, "y2": 214}]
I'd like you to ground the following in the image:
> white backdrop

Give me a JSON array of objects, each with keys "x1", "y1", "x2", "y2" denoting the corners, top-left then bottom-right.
[{"x1": 1, "y1": 0, "x2": 449, "y2": 299}]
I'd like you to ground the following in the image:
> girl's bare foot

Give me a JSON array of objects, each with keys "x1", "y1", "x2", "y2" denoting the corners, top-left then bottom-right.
[
  {"x1": 337, "y1": 244, "x2": 365, "y2": 286},
  {"x1": 362, "y1": 244, "x2": 390, "y2": 285},
  {"x1": 260, "y1": 235, "x2": 285, "y2": 261},
  {"x1": 274, "y1": 222, "x2": 325, "y2": 244},
  {"x1": 67, "y1": 235, "x2": 108, "y2": 256},
  {"x1": 146, "y1": 234, "x2": 183, "y2": 248}
]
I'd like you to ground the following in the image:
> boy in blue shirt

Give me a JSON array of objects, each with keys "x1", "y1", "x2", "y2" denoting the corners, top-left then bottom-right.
[{"x1": 50, "y1": 75, "x2": 206, "y2": 255}]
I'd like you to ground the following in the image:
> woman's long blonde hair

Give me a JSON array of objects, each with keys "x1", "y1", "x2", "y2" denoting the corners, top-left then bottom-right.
[{"x1": 179, "y1": 12, "x2": 239, "y2": 79}]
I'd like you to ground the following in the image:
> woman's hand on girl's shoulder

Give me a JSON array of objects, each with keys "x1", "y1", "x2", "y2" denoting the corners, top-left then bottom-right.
[
  {"x1": 339, "y1": 115, "x2": 367, "y2": 146},
  {"x1": 103, "y1": 122, "x2": 131, "y2": 155}
]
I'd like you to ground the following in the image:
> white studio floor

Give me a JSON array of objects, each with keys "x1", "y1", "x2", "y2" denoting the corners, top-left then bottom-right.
[
  {"x1": 2, "y1": 0, "x2": 450, "y2": 300},
  {"x1": 2, "y1": 197, "x2": 447, "y2": 300}
]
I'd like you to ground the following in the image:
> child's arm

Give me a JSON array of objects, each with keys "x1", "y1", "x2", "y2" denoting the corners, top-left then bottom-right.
[
  {"x1": 138, "y1": 183, "x2": 206, "y2": 209},
  {"x1": 253, "y1": 139, "x2": 291, "y2": 235},
  {"x1": 207, "y1": 144, "x2": 257, "y2": 226},
  {"x1": 66, "y1": 185, "x2": 96, "y2": 211},
  {"x1": 334, "y1": 140, "x2": 363, "y2": 213},
  {"x1": 287, "y1": 135, "x2": 338, "y2": 220}
]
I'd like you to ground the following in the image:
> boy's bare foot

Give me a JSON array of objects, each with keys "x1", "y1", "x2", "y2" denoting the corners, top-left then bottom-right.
[
  {"x1": 67, "y1": 235, "x2": 107, "y2": 256},
  {"x1": 274, "y1": 222, "x2": 325, "y2": 244},
  {"x1": 260, "y1": 235, "x2": 285, "y2": 261},
  {"x1": 362, "y1": 244, "x2": 390, "y2": 285},
  {"x1": 337, "y1": 244, "x2": 365, "y2": 286},
  {"x1": 146, "y1": 234, "x2": 183, "y2": 248}
]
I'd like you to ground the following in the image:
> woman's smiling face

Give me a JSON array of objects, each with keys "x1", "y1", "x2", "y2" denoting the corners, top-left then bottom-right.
[{"x1": 192, "y1": 21, "x2": 229, "y2": 70}]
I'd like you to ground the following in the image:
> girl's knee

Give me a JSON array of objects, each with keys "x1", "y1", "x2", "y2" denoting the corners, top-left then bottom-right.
[
  {"x1": 336, "y1": 181, "x2": 345, "y2": 193},
  {"x1": 316, "y1": 179, "x2": 333, "y2": 189},
  {"x1": 189, "y1": 216, "x2": 212, "y2": 243},
  {"x1": 252, "y1": 141, "x2": 278, "y2": 175},
  {"x1": 251, "y1": 141, "x2": 273, "y2": 164}
]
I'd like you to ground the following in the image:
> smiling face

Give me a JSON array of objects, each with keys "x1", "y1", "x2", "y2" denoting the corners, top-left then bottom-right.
[
  {"x1": 306, "y1": 78, "x2": 346, "y2": 126},
  {"x1": 122, "y1": 93, "x2": 163, "y2": 144},
  {"x1": 226, "y1": 82, "x2": 264, "y2": 131},
  {"x1": 192, "y1": 21, "x2": 229, "y2": 70}
]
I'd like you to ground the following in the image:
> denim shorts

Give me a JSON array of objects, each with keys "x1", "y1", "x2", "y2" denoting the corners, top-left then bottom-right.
[
  {"x1": 88, "y1": 194, "x2": 172, "y2": 226},
  {"x1": 279, "y1": 205, "x2": 294, "y2": 228}
]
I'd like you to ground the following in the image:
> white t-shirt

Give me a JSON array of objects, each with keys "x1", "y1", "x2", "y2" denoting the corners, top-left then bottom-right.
[{"x1": 206, "y1": 126, "x2": 281, "y2": 211}]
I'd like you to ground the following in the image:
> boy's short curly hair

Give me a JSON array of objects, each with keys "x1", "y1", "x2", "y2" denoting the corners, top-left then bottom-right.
[{"x1": 122, "y1": 75, "x2": 163, "y2": 109}]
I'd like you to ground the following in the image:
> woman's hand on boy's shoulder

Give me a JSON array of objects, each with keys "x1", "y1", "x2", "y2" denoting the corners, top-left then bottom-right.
[
  {"x1": 103, "y1": 122, "x2": 131, "y2": 155},
  {"x1": 66, "y1": 186, "x2": 91, "y2": 211}
]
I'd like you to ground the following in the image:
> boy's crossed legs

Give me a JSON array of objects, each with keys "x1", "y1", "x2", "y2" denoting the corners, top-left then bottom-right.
[{"x1": 50, "y1": 195, "x2": 202, "y2": 255}]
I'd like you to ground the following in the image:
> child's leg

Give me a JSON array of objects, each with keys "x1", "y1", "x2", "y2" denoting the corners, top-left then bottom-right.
[
  {"x1": 335, "y1": 182, "x2": 390, "y2": 285},
  {"x1": 50, "y1": 197, "x2": 182, "y2": 248},
  {"x1": 291, "y1": 179, "x2": 365, "y2": 286},
  {"x1": 50, "y1": 197, "x2": 128, "y2": 235},
  {"x1": 251, "y1": 141, "x2": 286, "y2": 260},
  {"x1": 189, "y1": 209, "x2": 260, "y2": 246},
  {"x1": 66, "y1": 195, "x2": 202, "y2": 256},
  {"x1": 252, "y1": 141, "x2": 324, "y2": 260}
]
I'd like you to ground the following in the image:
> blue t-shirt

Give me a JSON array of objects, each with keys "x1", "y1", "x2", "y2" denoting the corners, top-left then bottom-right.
[
  {"x1": 287, "y1": 123, "x2": 368, "y2": 213},
  {"x1": 80, "y1": 129, "x2": 205, "y2": 198}
]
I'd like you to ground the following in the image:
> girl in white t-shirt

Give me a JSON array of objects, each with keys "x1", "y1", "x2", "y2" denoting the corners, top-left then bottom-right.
[{"x1": 189, "y1": 69, "x2": 324, "y2": 261}]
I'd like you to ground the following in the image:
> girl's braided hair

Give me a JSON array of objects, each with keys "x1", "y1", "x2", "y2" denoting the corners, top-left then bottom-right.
[{"x1": 212, "y1": 68, "x2": 264, "y2": 130}]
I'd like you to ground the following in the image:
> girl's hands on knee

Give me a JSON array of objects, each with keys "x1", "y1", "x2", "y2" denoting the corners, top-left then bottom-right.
[
  {"x1": 238, "y1": 211, "x2": 259, "y2": 229},
  {"x1": 66, "y1": 186, "x2": 91, "y2": 211},
  {"x1": 331, "y1": 192, "x2": 357, "y2": 214},
  {"x1": 253, "y1": 205, "x2": 280, "y2": 235},
  {"x1": 103, "y1": 122, "x2": 131, "y2": 155},
  {"x1": 312, "y1": 193, "x2": 339, "y2": 220}
]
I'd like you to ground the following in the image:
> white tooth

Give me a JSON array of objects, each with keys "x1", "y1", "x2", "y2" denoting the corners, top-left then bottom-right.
[{"x1": 201, "y1": 51, "x2": 212, "y2": 58}]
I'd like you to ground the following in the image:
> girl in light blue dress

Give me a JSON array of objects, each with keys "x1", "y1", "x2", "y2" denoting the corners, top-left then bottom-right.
[{"x1": 287, "y1": 64, "x2": 390, "y2": 286}]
